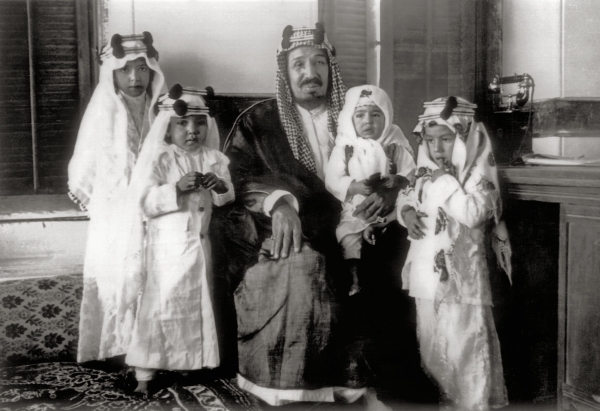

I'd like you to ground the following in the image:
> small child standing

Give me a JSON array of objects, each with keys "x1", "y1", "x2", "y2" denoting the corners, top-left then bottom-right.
[
  {"x1": 398, "y1": 97, "x2": 512, "y2": 410},
  {"x1": 69, "y1": 33, "x2": 166, "y2": 363},
  {"x1": 119, "y1": 86, "x2": 234, "y2": 393},
  {"x1": 326, "y1": 85, "x2": 415, "y2": 296}
]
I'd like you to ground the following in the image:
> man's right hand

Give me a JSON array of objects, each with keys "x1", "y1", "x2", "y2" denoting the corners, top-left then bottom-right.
[{"x1": 271, "y1": 201, "x2": 302, "y2": 259}]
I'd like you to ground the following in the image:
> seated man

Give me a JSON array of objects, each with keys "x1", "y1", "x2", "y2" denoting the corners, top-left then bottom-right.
[{"x1": 214, "y1": 24, "x2": 399, "y2": 407}]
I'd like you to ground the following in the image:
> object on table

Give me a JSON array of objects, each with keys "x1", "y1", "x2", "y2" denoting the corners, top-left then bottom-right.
[{"x1": 522, "y1": 153, "x2": 600, "y2": 166}]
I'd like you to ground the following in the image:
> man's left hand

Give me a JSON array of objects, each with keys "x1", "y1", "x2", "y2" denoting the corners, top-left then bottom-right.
[
  {"x1": 352, "y1": 188, "x2": 399, "y2": 223},
  {"x1": 271, "y1": 202, "x2": 302, "y2": 259}
]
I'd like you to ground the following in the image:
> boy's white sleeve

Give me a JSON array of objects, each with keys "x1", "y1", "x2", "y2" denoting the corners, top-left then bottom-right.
[
  {"x1": 143, "y1": 183, "x2": 181, "y2": 218},
  {"x1": 394, "y1": 145, "x2": 417, "y2": 178},
  {"x1": 431, "y1": 174, "x2": 497, "y2": 228},
  {"x1": 68, "y1": 147, "x2": 95, "y2": 208},
  {"x1": 142, "y1": 159, "x2": 181, "y2": 218},
  {"x1": 68, "y1": 114, "x2": 105, "y2": 207},
  {"x1": 325, "y1": 143, "x2": 354, "y2": 202},
  {"x1": 211, "y1": 152, "x2": 235, "y2": 207}
]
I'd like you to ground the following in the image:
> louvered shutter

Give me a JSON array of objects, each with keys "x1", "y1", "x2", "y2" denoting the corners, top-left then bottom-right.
[
  {"x1": 321, "y1": 0, "x2": 368, "y2": 88},
  {"x1": 0, "y1": 1, "x2": 34, "y2": 194},
  {"x1": 393, "y1": 0, "x2": 466, "y2": 143},
  {"x1": 0, "y1": 0, "x2": 91, "y2": 195},
  {"x1": 33, "y1": 0, "x2": 82, "y2": 193},
  {"x1": 391, "y1": 0, "x2": 500, "y2": 152}
]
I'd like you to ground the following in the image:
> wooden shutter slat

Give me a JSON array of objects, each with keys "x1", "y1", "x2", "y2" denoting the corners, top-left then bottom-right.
[
  {"x1": 0, "y1": 0, "x2": 32, "y2": 182},
  {"x1": 322, "y1": 0, "x2": 368, "y2": 89},
  {"x1": 28, "y1": 0, "x2": 80, "y2": 193},
  {"x1": 336, "y1": 42, "x2": 367, "y2": 51},
  {"x1": 337, "y1": 57, "x2": 367, "y2": 64}
]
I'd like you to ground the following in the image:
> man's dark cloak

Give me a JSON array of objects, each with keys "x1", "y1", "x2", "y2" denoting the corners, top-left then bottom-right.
[{"x1": 211, "y1": 99, "x2": 367, "y2": 390}]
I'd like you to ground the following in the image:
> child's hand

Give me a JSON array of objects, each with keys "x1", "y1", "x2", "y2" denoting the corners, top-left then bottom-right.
[
  {"x1": 202, "y1": 172, "x2": 227, "y2": 193},
  {"x1": 177, "y1": 172, "x2": 201, "y2": 192},
  {"x1": 382, "y1": 174, "x2": 407, "y2": 189},
  {"x1": 431, "y1": 168, "x2": 447, "y2": 182},
  {"x1": 432, "y1": 159, "x2": 456, "y2": 182},
  {"x1": 382, "y1": 175, "x2": 396, "y2": 189},
  {"x1": 403, "y1": 207, "x2": 428, "y2": 239},
  {"x1": 363, "y1": 225, "x2": 377, "y2": 245},
  {"x1": 348, "y1": 179, "x2": 372, "y2": 197}
]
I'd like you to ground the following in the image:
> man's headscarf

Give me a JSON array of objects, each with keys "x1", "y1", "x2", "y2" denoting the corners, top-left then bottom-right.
[{"x1": 276, "y1": 23, "x2": 346, "y2": 173}]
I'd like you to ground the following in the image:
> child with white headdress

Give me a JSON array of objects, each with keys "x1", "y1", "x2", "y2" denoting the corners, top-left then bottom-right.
[
  {"x1": 397, "y1": 96, "x2": 512, "y2": 410},
  {"x1": 68, "y1": 32, "x2": 166, "y2": 363},
  {"x1": 326, "y1": 85, "x2": 416, "y2": 296},
  {"x1": 119, "y1": 85, "x2": 234, "y2": 393}
]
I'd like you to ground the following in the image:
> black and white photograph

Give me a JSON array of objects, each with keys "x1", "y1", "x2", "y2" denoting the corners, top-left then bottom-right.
[{"x1": 1, "y1": 0, "x2": 599, "y2": 410}]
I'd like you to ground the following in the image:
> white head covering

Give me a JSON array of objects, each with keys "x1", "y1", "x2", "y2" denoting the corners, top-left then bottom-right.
[
  {"x1": 412, "y1": 96, "x2": 512, "y2": 284},
  {"x1": 68, "y1": 32, "x2": 166, "y2": 209},
  {"x1": 337, "y1": 85, "x2": 413, "y2": 152},
  {"x1": 335, "y1": 85, "x2": 413, "y2": 180},
  {"x1": 413, "y1": 97, "x2": 498, "y2": 213},
  {"x1": 117, "y1": 85, "x2": 219, "y2": 320}
]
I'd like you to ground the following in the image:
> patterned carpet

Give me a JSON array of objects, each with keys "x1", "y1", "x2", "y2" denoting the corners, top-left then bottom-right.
[
  {"x1": 1, "y1": 275, "x2": 83, "y2": 366},
  {"x1": 0, "y1": 362, "x2": 261, "y2": 411}
]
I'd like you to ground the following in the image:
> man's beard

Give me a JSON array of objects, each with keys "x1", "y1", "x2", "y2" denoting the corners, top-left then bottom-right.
[
  {"x1": 298, "y1": 78, "x2": 327, "y2": 102},
  {"x1": 306, "y1": 90, "x2": 326, "y2": 99},
  {"x1": 295, "y1": 92, "x2": 327, "y2": 109}
]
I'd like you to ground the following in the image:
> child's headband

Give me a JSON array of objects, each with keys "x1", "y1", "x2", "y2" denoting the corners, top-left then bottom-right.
[
  {"x1": 417, "y1": 96, "x2": 477, "y2": 123},
  {"x1": 157, "y1": 84, "x2": 215, "y2": 117},
  {"x1": 100, "y1": 32, "x2": 158, "y2": 61},
  {"x1": 413, "y1": 96, "x2": 478, "y2": 142}
]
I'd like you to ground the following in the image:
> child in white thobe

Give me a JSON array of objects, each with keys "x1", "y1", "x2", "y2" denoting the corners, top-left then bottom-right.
[
  {"x1": 68, "y1": 33, "x2": 166, "y2": 363},
  {"x1": 398, "y1": 97, "x2": 512, "y2": 410},
  {"x1": 120, "y1": 86, "x2": 234, "y2": 393}
]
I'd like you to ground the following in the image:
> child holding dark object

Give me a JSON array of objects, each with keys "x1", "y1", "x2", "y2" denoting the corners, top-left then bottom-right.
[
  {"x1": 397, "y1": 96, "x2": 512, "y2": 410},
  {"x1": 325, "y1": 85, "x2": 415, "y2": 296},
  {"x1": 119, "y1": 85, "x2": 234, "y2": 393}
]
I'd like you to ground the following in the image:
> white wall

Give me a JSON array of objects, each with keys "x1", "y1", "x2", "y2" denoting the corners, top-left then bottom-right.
[
  {"x1": 563, "y1": 0, "x2": 600, "y2": 97},
  {"x1": 107, "y1": 0, "x2": 318, "y2": 93},
  {"x1": 502, "y1": 0, "x2": 562, "y2": 100},
  {"x1": 503, "y1": 0, "x2": 600, "y2": 99},
  {"x1": 0, "y1": 195, "x2": 88, "y2": 281}
]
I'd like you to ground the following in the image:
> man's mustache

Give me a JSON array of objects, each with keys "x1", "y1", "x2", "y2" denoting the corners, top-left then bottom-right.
[{"x1": 299, "y1": 78, "x2": 323, "y2": 87}]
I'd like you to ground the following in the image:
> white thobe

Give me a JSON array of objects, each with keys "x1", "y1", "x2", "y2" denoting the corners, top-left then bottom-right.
[{"x1": 294, "y1": 103, "x2": 333, "y2": 181}]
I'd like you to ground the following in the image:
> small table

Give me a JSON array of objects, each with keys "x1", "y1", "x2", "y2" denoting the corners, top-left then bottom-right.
[{"x1": 499, "y1": 165, "x2": 600, "y2": 411}]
